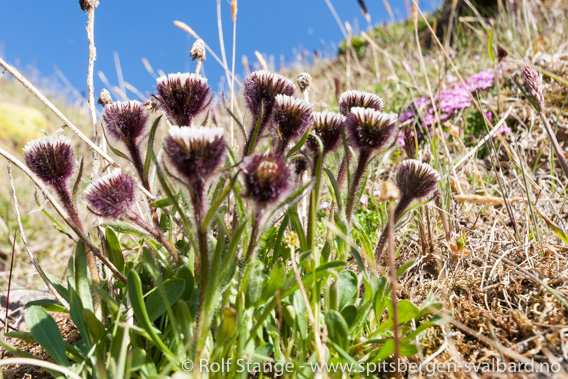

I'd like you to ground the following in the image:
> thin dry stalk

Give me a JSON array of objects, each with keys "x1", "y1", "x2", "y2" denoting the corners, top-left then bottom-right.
[
  {"x1": 86, "y1": 5, "x2": 99, "y2": 176},
  {"x1": 7, "y1": 164, "x2": 70, "y2": 308}
]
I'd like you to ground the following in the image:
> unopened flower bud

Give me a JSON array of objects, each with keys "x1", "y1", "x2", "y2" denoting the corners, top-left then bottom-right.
[{"x1": 296, "y1": 73, "x2": 312, "y2": 93}]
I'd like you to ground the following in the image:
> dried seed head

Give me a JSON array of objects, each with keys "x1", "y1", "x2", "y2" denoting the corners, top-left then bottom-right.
[
  {"x1": 296, "y1": 73, "x2": 312, "y2": 92},
  {"x1": 98, "y1": 88, "x2": 113, "y2": 106},
  {"x1": 101, "y1": 101, "x2": 149, "y2": 145},
  {"x1": 190, "y1": 39, "x2": 206, "y2": 61},
  {"x1": 345, "y1": 107, "x2": 398, "y2": 151},
  {"x1": 339, "y1": 90, "x2": 384, "y2": 116},
  {"x1": 164, "y1": 126, "x2": 226, "y2": 190},
  {"x1": 273, "y1": 94, "x2": 314, "y2": 145},
  {"x1": 243, "y1": 70, "x2": 295, "y2": 128},
  {"x1": 79, "y1": 0, "x2": 99, "y2": 12},
  {"x1": 144, "y1": 97, "x2": 161, "y2": 113},
  {"x1": 307, "y1": 111, "x2": 345, "y2": 154},
  {"x1": 380, "y1": 181, "x2": 400, "y2": 201},
  {"x1": 24, "y1": 135, "x2": 75, "y2": 186},
  {"x1": 521, "y1": 66, "x2": 545, "y2": 109},
  {"x1": 85, "y1": 169, "x2": 136, "y2": 219},
  {"x1": 154, "y1": 73, "x2": 213, "y2": 126},
  {"x1": 395, "y1": 159, "x2": 440, "y2": 201},
  {"x1": 243, "y1": 153, "x2": 291, "y2": 205}
]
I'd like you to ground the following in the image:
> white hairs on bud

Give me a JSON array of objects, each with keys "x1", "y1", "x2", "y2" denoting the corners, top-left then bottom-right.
[
  {"x1": 84, "y1": 168, "x2": 124, "y2": 197},
  {"x1": 350, "y1": 107, "x2": 398, "y2": 126},
  {"x1": 156, "y1": 72, "x2": 208, "y2": 86},
  {"x1": 23, "y1": 135, "x2": 72, "y2": 154},
  {"x1": 167, "y1": 125, "x2": 225, "y2": 145},
  {"x1": 400, "y1": 159, "x2": 441, "y2": 182}
]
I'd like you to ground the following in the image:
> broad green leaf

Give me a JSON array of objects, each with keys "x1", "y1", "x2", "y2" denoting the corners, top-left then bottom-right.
[
  {"x1": 175, "y1": 266, "x2": 195, "y2": 301},
  {"x1": 325, "y1": 311, "x2": 350, "y2": 351},
  {"x1": 74, "y1": 241, "x2": 93, "y2": 312},
  {"x1": 25, "y1": 299, "x2": 67, "y2": 313},
  {"x1": 105, "y1": 226, "x2": 124, "y2": 273},
  {"x1": 146, "y1": 278, "x2": 186, "y2": 322},
  {"x1": 341, "y1": 305, "x2": 357, "y2": 327},
  {"x1": 261, "y1": 260, "x2": 286, "y2": 302},
  {"x1": 143, "y1": 116, "x2": 161, "y2": 183},
  {"x1": 336, "y1": 270, "x2": 359, "y2": 311},
  {"x1": 25, "y1": 306, "x2": 69, "y2": 367}
]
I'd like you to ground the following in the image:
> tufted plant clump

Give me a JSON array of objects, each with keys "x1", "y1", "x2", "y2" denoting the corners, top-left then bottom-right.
[{"x1": 6, "y1": 57, "x2": 450, "y2": 378}]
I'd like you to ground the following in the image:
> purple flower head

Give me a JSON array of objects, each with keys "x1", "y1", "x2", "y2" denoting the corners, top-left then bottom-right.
[
  {"x1": 164, "y1": 125, "x2": 226, "y2": 191},
  {"x1": 154, "y1": 73, "x2": 213, "y2": 126},
  {"x1": 401, "y1": 127, "x2": 416, "y2": 158},
  {"x1": 24, "y1": 135, "x2": 75, "y2": 186},
  {"x1": 395, "y1": 159, "x2": 440, "y2": 201},
  {"x1": 521, "y1": 67, "x2": 545, "y2": 109},
  {"x1": 243, "y1": 70, "x2": 296, "y2": 129},
  {"x1": 345, "y1": 107, "x2": 398, "y2": 151},
  {"x1": 85, "y1": 169, "x2": 136, "y2": 219},
  {"x1": 307, "y1": 111, "x2": 346, "y2": 154},
  {"x1": 243, "y1": 153, "x2": 291, "y2": 205},
  {"x1": 101, "y1": 100, "x2": 149, "y2": 145},
  {"x1": 273, "y1": 94, "x2": 314, "y2": 146},
  {"x1": 338, "y1": 90, "x2": 384, "y2": 116}
]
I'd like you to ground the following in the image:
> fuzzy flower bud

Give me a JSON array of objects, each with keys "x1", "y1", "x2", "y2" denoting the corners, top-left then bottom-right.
[
  {"x1": 243, "y1": 153, "x2": 291, "y2": 205},
  {"x1": 339, "y1": 90, "x2": 384, "y2": 116},
  {"x1": 521, "y1": 67, "x2": 545, "y2": 109},
  {"x1": 307, "y1": 111, "x2": 345, "y2": 154},
  {"x1": 345, "y1": 107, "x2": 398, "y2": 152},
  {"x1": 85, "y1": 169, "x2": 136, "y2": 219},
  {"x1": 164, "y1": 126, "x2": 226, "y2": 192},
  {"x1": 24, "y1": 135, "x2": 75, "y2": 186},
  {"x1": 296, "y1": 73, "x2": 312, "y2": 93},
  {"x1": 243, "y1": 70, "x2": 295, "y2": 129},
  {"x1": 101, "y1": 100, "x2": 149, "y2": 144},
  {"x1": 273, "y1": 94, "x2": 314, "y2": 148},
  {"x1": 396, "y1": 159, "x2": 440, "y2": 202},
  {"x1": 190, "y1": 39, "x2": 207, "y2": 61},
  {"x1": 154, "y1": 73, "x2": 213, "y2": 126}
]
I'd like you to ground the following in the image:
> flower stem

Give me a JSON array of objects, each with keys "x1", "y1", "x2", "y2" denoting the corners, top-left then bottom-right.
[
  {"x1": 307, "y1": 151, "x2": 324, "y2": 251},
  {"x1": 345, "y1": 149, "x2": 370, "y2": 224},
  {"x1": 374, "y1": 196, "x2": 411, "y2": 265},
  {"x1": 126, "y1": 212, "x2": 181, "y2": 266}
]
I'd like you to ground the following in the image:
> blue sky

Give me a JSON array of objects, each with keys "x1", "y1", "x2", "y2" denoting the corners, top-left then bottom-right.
[{"x1": 0, "y1": 1, "x2": 440, "y2": 103}]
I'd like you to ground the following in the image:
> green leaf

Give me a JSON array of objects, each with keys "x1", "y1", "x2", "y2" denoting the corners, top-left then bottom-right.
[
  {"x1": 69, "y1": 287, "x2": 91, "y2": 348},
  {"x1": 25, "y1": 306, "x2": 69, "y2": 367},
  {"x1": 127, "y1": 270, "x2": 175, "y2": 358},
  {"x1": 325, "y1": 310, "x2": 349, "y2": 351},
  {"x1": 261, "y1": 260, "x2": 286, "y2": 301},
  {"x1": 101, "y1": 125, "x2": 131, "y2": 161},
  {"x1": 394, "y1": 300, "x2": 420, "y2": 323},
  {"x1": 143, "y1": 116, "x2": 161, "y2": 183},
  {"x1": 74, "y1": 241, "x2": 93, "y2": 312},
  {"x1": 175, "y1": 266, "x2": 195, "y2": 301},
  {"x1": 25, "y1": 299, "x2": 67, "y2": 313},
  {"x1": 335, "y1": 270, "x2": 359, "y2": 311},
  {"x1": 288, "y1": 209, "x2": 308, "y2": 253},
  {"x1": 324, "y1": 168, "x2": 343, "y2": 211},
  {"x1": 341, "y1": 305, "x2": 357, "y2": 327},
  {"x1": 145, "y1": 279, "x2": 185, "y2": 322},
  {"x1": 83, "y1": 308, "x2": 106, "y2": 343},
  {"x1": 105, "y1": 226, "x2": 125, "y2": 273},
  {"x1": 374, "y1": 276, "x2": 388, "y2": 321},
  {"x1": 286, "y1": 125, "x2": 312, "y2": 158}
]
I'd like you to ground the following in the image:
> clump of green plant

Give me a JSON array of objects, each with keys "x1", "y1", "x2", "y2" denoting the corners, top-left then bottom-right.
[{"x1": 0, "y1": 20, "x2": 451, "y2": 379}]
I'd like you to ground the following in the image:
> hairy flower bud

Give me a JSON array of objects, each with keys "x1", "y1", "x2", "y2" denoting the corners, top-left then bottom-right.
[
  {"x1": 24, "y1": 135, "x2": 75, "y2": 186},
  {"x1": 243, "y1": 153, "x2": 291, "y2": 205},
  {"x1": 307, "y1": 111, "x2": 345, "y2": 154},
  {"x1": 339, "y1": 90, "x2": 384, "y2": 116},
  {"x1": 154, "y1": 73, "x2": 213, "y2": 126},
  {"x1": 164, "y1": 126, "x2": 226, "y2": 192},
  {"x1": 101, "y1": 100, "x2": 149, "y2": 144},
  {"x1": 273, "y1": 94, "x2": 314, "y2": 148},
  {"x1": 345, "y1": 107, "x2": 398, "y2": 152},
  {"x1": 395, "y1": 159, "x2": 440, "y2": 202},
  {"x1": 85, "y1": 169, "x2": 136, "y2": 219},
  {"x1": 79, "y1": 0, "x2": 99, "y2": 12}
]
